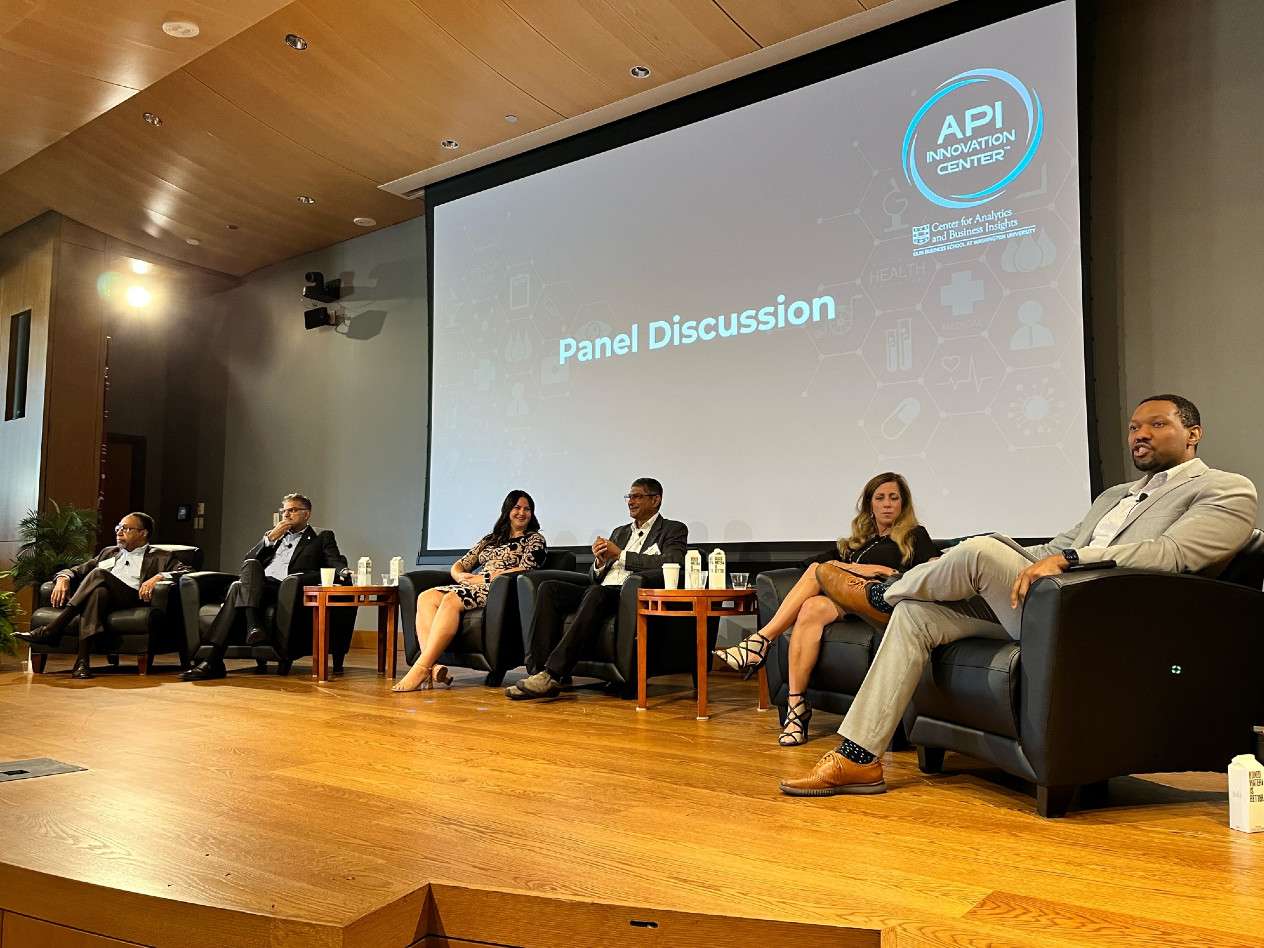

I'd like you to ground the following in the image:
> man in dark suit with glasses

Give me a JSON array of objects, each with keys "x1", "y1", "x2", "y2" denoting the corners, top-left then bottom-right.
[{"x1": 509, "y1": 477, "x2": 688, "y2": 700}]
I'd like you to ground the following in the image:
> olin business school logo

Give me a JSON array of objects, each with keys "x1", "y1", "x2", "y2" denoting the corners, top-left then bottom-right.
[{"x1": 902, "y1": 68, "x2": 1043, "y2": 212}]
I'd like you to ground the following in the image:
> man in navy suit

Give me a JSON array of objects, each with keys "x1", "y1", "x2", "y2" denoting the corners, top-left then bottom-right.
[{"x1": 181, "y1": 493, "x2": 346, "y2": 680}]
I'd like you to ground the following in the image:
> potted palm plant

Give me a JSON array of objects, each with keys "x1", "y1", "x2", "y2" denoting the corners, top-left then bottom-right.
[
  {"x1": 0, "y1": 575, "x2": 18, "y2": 660},
  {"x1": 9, "y1": 500, "x2": 99, "y2": 593}
]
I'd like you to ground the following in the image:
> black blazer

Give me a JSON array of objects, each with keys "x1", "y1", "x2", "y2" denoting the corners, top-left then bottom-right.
[
  {"x1": 245, "y1": 526, "x2": 347, "y2": 575},
  {"x1": 56, "y1": 546, "x2": 190, "y2": 587},
  {"x1": 591, "y1": 516, "x2": 689, "y2": 583}
]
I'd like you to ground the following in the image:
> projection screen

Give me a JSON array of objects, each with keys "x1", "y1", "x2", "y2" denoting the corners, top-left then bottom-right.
[{"x1": 425, "y1": 0, "x2": 1089, "y2": 552}]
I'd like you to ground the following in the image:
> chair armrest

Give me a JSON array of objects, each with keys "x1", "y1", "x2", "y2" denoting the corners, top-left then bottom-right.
[
  {"x1": 1018, "y1": 568, "x2": 1264, "y2": 785},
  {"x1": 38, "y1": 580, "x2": 55, "y2": 608},
  {"x1": 756, "y1": 568, "x2": 803, "y2": 627}
]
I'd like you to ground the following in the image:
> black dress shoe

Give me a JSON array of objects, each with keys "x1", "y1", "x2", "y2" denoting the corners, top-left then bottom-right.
[
  {"x1": 245, "y1": 627, "x2": 269, "y2": 646},
  {"x1": 70, "y1": 659, "x2": 94, "y2": 680},
  {"x1": 15, "y1": 628, "x2": 59, "y2": 646},
  {"x1": 332, "y1": 654, "x2": 345, "y2": 675},
  {"x1": 180, "y1": 659, "x2": 227, "y2": 681}
]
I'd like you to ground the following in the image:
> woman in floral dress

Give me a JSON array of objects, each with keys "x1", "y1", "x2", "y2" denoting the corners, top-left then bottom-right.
[{"x1": 393, "y1": 490, "x2": 546, "y2": 692}]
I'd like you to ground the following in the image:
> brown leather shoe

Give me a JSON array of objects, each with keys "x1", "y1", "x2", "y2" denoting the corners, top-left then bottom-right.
[
  {"x1": 815, "y1": 564, "x2": 891, "y2": 627},
  {"x1": 779, "y1": 750, "x2": 886, "y2": 797}
]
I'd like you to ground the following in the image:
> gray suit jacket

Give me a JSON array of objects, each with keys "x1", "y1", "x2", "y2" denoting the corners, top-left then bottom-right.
[
  {"x1": 1025, "y1": 458, "x2": 1258, "y2": 576},
  {"x1": 591, "y1": 516, "x2": 689, "y2": 584}
]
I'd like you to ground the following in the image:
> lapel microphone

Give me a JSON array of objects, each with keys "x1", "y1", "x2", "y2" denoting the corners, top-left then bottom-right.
[{"x1": 1137, "y1": 493, "x2": 1148, "y2": 502}]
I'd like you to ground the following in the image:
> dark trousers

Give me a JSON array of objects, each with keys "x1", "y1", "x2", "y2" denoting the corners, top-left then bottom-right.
[
  {"x1": 48, "y1": 569, "x2": 141, "y2": 643},
  {"x1": 528, "y1": 581, "x2": 622, "y2": 679},
  {"x1": 203, "y1": 560, "x2": 280, "y2": 655}
]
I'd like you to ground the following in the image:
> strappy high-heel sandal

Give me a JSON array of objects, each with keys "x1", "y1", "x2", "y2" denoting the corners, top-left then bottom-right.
[
  {"x1": 778, "y1": 693, "x2": 812, "y2": 746},
  {"x1": 712, "y1": 631, "x2": 771, "y2": 680},
  {"x1": 392, "y1": 664, "x2": 434, "y2": 693},
  {"x1": 431, "y1": 664, "x2": 454, "y2": 688}
]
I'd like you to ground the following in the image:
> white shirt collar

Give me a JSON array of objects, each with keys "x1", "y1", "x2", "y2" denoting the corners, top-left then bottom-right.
[
  {"x1": 1133, "y1": 456, "x2": 1200, "y2": 494},
  {"x1": 120, "y1": 544, "x2": 149, "y2": 558},
  {"x1": 630, "y1": 513, "x2": 660, "y2": 536}
]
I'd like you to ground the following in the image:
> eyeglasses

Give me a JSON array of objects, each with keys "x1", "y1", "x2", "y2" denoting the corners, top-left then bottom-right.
[
  {"x1": 115, "y1": 525, "x2": 143, "y2": 533},
  {"x1": 623, "y1": 493, "x2": 660, "y2": 501},
  {"x1": 278, "y1": 507, "x2": 310, "y2": 515}
]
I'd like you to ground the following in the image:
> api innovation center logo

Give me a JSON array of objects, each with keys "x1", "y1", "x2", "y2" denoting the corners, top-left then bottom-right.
[{"x1": 902, "y1": 68, "x2": 1043, "y2": 209}]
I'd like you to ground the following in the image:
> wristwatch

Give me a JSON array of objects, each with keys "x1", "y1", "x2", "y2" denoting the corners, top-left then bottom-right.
[{"x1": 1061, "y1": 548, "x2": 1079, "y2": 567}]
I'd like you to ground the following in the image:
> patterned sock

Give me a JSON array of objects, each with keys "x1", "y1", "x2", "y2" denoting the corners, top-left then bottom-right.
[
  {"x1": 867, "y1": 579, "x2": 895, "y2": 615},
  {"x1": 836, "y1": 736, "x2": 877, "y2": 765}
]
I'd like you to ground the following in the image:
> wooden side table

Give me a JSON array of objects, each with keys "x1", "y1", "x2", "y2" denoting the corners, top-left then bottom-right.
[
  {"x1": 636, "y1": 588, "x2": 767, "y2": 720},
  {"x1": 302, "y1": 585, "x2": 399, "y2": 683}
]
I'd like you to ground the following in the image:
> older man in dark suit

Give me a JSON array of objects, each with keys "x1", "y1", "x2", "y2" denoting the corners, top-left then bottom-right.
[
  {"x1": 509, "y1": 477, "x2": 688, "y2": 700},
  {"x1": 181, "y1": 492, "x2": 347, "y2": 681},
  {"x1": 16, "y1": 511, "x2": 189, "y2": 679}
]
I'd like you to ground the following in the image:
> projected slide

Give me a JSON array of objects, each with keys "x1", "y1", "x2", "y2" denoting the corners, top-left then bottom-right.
[{"x1": 428, "y1": 1, "x2": 1087, "y2": 550}]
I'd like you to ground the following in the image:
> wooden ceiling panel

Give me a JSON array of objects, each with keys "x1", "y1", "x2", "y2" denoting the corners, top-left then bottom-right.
[
  {"x1": 186, "y1": 0, "x2": 564, "y2": 183},
  {"x1": 716, "y1": 0, "x2": 866, "y2": 47},
  {"x1": 504, "y1": 0, "x2": 759, "y2": 96},
  {"x1": 0, "y1": 0, "x2": 292, "y2": 174},
  {"x1": 1, "y1": 0, "x2": 291, "y2": 88},
  {"x1": 0, "y1": 178, "x2": 47, "y2": 239},
  {"x1": 409, "y1": 0, "x2": 620, "y2": 117},
  {"x1": 5, "y1": 70, "x2": 420, "y2": 275}
]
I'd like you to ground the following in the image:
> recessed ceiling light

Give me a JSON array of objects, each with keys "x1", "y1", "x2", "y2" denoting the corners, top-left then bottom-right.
[
  {"x1": 440, "y1": 139, "x2": 460, "y2": 150},
  {"x1": 185, "y1": 238, "x2": 200, "y2": 246},
  {"x1": 128, "y1": 258, "x2": 152, "y2": 275},
  {"x1": 143, "y1": 112, "x2": 162, "y2": 126},
  {"x1": 353, "y1": 217, "x2": 376, "y2": 227},
  {"x1": 162, "y1": 20, "x2": 200, "y2": 39},
  {"x1": 284, "y1": 33, "x2": 308, "y2": 50},
  {"x1": 630, "y1": 65, "x2": 651, "y2": 79},
  {"x1": 225, "y1": 223, "x2": 239, "y2": 230},
  {"x1": 504, "y1": 114, "x2": 519, "y2": 124},
  {"x1": 297, "y1": 195, "x2": 316, "y2": 204}
]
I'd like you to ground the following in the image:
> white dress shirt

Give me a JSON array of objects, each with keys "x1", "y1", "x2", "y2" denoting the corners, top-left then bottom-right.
[
  {"x1": 1086, "y1": 457, "x2": 1201, "y2": 549},
  {"x1": 262, "y1": 529, "x2": 305, "y2": 581},
  {"x1": 601, "y1": 514, "x2": 660, "y2": 587}
]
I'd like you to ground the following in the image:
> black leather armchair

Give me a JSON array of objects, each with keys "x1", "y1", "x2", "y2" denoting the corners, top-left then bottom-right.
[
  {"x1": 179, "y1": 568, "x2": 356, "y2": 675},
  {"x1": 27, "y1": 545, "x2": 203, "y2": 674},
  {"x1": 904, "y1": 529, "x2": 1264, "y2": 817},
  {"x1": 400, "y1": 551, "x2": 578, "y2": 686},
  {"x1": 516, "y1": 566, "x2": 700, "y2": 695}
]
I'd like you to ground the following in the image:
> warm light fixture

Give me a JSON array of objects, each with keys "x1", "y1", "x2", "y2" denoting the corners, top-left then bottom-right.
[
  {"x1": 185, "y1": 238, "x2": 200, "y2": 246},
  {"x1": 284, "y1": 33, "x2": 308, "y2": 50},
  {"x1": 128, "y1": 258, "x2": 152, "y2": 274},
  {"x1": 162, "y1": 20, "x2": 200, "y2": 39},
  {"x1": 143, "y1": 112, "x2": 162, "y2": 126},
  {"x1": 353, "y1": 217, "x2": 376, "y2": 227},
  {"x1": 441, "y1": 139, "x2": 460, "y2": 150},
  {"x1": 297, "y1": 195, "x2": 316, "y2": 204},
  {"x1": 125, "y1": 286, "x2": 152, "y2": 308},
  {"x1": 226, "y1": 223, "x2": 239, "y2": 230},
  {"x1": 504, "y1": 114, "x2": 519, "y2": 124},
  {"x1": 630, "y1": 65, "x2": 651, "y2": 78}
]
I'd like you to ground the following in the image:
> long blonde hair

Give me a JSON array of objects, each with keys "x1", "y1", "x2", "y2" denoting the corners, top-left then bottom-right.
[{"x1": 838, "y1": 472, "x2": 921, "y2": 566}]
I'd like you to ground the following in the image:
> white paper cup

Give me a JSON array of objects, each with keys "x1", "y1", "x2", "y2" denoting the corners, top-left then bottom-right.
[
  {"x1": 320, "y1": 567, "x2": 335, "y2": 586},
  {"x1": 662, "y1": 564, "x2": 680, "y2": 590}
]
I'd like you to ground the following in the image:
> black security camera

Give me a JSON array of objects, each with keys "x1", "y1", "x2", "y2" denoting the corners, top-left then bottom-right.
[
  {"x1": 303, "y1": 271, "x2": 341, "y2": 304},
  {"x1": 303, "y1": 307, "x2": 337, "y2": 330}
]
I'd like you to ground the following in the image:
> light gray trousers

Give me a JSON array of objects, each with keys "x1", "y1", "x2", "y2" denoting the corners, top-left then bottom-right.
[{"x1": 839, "y1": 535, "x2": 1035, "y2": 754}]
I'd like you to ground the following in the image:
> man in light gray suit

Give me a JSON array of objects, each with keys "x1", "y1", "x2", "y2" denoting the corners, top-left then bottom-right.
[{"x1": 781, "y1": 394, "x2": 1259, "y2": 797}]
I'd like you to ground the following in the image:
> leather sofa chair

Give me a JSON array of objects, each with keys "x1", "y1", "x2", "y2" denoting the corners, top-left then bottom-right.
[
  {"x1": 516, "y1": 566, "x2": 701, "y2": 696},
  {"x1": 179, "y1": 569, "x2": 356, "y2": 675},
  {"x1": 27, "y1": 544, "x2": 204, "y2": 674},
  {"x1": 400, "y1": 551, "x2": 577, "y2": 686},
  {"x1": 904, "y1": 528, "x2": 1264, "y2": 817}
]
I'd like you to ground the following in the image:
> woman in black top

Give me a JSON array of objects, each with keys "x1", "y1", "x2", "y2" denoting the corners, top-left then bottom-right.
[{"x1": 713, "y1": 472, "x2": 937, "y2": 745}]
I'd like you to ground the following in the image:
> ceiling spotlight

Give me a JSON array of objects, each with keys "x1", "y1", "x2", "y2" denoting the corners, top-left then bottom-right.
[
  {"x1": 284, "y1": 33, "x2": 308, "y2": 50},
  {"x1": 162, "y1": 20, "x2": 200, "y2": 39},
  {"x1": 297, "y1": 195, "x2": 316, "y2": 204},
  {"x1": 128, "y1": 258, "x2": 152, "y2": 275},
  {"x1": 504, "y1": 114, "x2": 519, "y2": 124},
  {"x1": 185, "y1": 238, "x2": 200, "y2": 246},
  {"x1": 353, "y1": 217, "x2": 376, "y2": 227},
  {"x1": 125, "y1": 286, "x2": 151, "y2": 308},
  {"x1": 440, "y1": 139, "x2": 460, "y2": 150},
  {"x1": 143, "y1": 112, "x2": 162, "y2": 126},
  {"x1": 630, "y1": 65, "x2": 651, "y2": 79},
  {"x1": 226, "y1": 223, "x2": 239, "y2": 230}
]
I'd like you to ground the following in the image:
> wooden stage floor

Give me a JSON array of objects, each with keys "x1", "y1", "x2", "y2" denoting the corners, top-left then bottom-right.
[{"x1": 1, "y1": 649, "x2": 1261, "y2": 947}]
